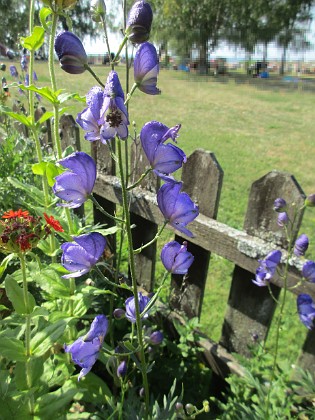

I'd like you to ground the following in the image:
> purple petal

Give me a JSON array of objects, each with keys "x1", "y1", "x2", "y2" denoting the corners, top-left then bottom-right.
[
  {"x1": 297, "y1": 294, "x2": 315, "y2": 329},
  {"x1": 302, "y1": 261, "x2": 315, "y2": 282},
  {"x1": 152, "y1": 143, "x2": 186, "y2": 174},
  {"x1": 134, "y1": 43, "x2": 160, "y2": 95},
  {"x1": 86, "y1": 86, "x2": 104, "y2": 121},
  {"x1": 157, "y1": 182, "x2": 182, "y2": 219},
  {"x1": 54, "y1": 31, "x2": 87, "y2": 74},
  {"x1": 74, "y1": 232, "x2": 106, "y2": 262},
  {"x1": 126, "y1": 1, "x2": 153, "y2": 43},
  {"x1": 140, "y1": 121, "x2": 170, "y2": 163}
]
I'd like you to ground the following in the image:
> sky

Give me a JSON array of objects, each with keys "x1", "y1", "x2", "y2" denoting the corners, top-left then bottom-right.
[{"x1": 84, "y1": 8, "x2": 315, "y2": 63}]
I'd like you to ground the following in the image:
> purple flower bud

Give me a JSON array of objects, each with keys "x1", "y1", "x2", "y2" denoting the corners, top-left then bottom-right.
[
  {"x1": 64, "y1": 314, "x2": 108, "y2": 380},
  {"x1": 149, "y1": 331, "x2": 163, "y2": 345},
  {"x1": 134, "y1": 42, "x2": 160, "y2": 95},
  {"x1": 273, "y1": 198, "x2": 287, "y2": 212},
  {"x1": 54, "y1": 31, "x2": 87, "y2": 74},
  {"x1": 125, "y1": 292, "x2": 151, "y2": 323},
  {"x1": 161, "y1": 240, "x2": 194, "y2": 274},
  {"x1": 126, "y1": 1, "x2": 153, "y2": 44},
  {"x1": 297, "y1": 294, "x2": 315, "y2": 329},
  {"x1": 305, "y1": 194, "x2": 315, "y2": 207},
  {"x1": 302, "y1": 261, "x2": 315, "y2": 283},
  {"x1": 61, "y1": 232, "x2": 106, "y2": 278},
  {"x1": 99, "y1": 71, "x2": 129, "y2": 141},
  {"x1": 294, "y1": 234, "x2": 309, "y2": 257},
  {"x1": 252, "y1": 250, "x2": 282, "y2": 287},
  {"x1": 0, "y1": 63, "x2": 6, "y2": 71},
  {"x1": 21, "y1": 55, "x2": 28, "y2": 72},
  {"x1": 157, "y1": 181, "x2": 199, "y2": 238},
  {"x1": 140, "y1": 121, "x2": 185, "y2": 177},
  {"x1": 117, "y1": 360, "x2": 127, "y2": 378},
  {"x1": 53, "y1": 151, "x2": 96, "y2": 208},
  {"x1": 277, "y1": 212, "x2": 288, "y2": 227},
  {"x1": 113, "y1": 308, "x2": 125, "y2": 319},
  {"x1": 9, "y1": 65, "x2": 18, "y2": 77}
]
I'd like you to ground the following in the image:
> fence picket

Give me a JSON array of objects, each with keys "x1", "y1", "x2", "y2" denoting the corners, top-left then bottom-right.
[
  {"x1": 220, "y1": 170, "x2": 305, "y2": 356},
  {"x1": 170, "y1": 150, "x2": 223, "y2": 318}
]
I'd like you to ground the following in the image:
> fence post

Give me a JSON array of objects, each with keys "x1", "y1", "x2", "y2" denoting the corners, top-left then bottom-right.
[
  {"x1": 59, "y1": 114, "x2": 81, "y2": 151},
  {"x1": 170, "y1": 149, "x2": 223, "y2": 318},
  {"x1": 297, "y1": 329, "x2": 315, "y2": 373},
  {"x1": 91, "y1": 141, "x2": 117, "y2": 259},
  {"x1": 220, "y1": 170, "x2": 305, "y2": 356},
  {"x1": 34, "y1": 106, "x2": 52, "y2": 147},
  {"x1": 129, "y1": 140, "x2": 160, "y2": 292}
]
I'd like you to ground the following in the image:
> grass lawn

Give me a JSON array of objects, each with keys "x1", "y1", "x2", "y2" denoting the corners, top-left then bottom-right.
[{"x1": 8, "y1": 60, "x2": 314, "y2": 360}]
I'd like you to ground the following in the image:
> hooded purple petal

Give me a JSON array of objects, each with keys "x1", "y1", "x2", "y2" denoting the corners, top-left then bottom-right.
[
  {"x1": 64, "y1": 314, "x2": 108, "y2": 380},
  {"x1": 126, "y1": 1, "x2": 153, "y2": 44},
  {"x1": 61, "y1": 232, "x2": 106, "y2": 278},
  {"x1": 125, "y1": 292, "x2": 151, "y2": 323},
  {"x1": 54, "y1": 31, "x2": 87, "y2": 74},
  {"x1": 294, "y1": 234, "x2": 309, "y2": 257},
  {"x1": 53, "y1": 152, "x2": 96, "y2": 207},
  {"x1": 297, "y1": 294, "x2": 315, "y2": 329},
  {"x1": 302, "y1": 261, "x2": 315, "y2": 282},
  {"x1": 134, "y1": 42, "x2": 160, "y2": 95},
  {"x1": 9, "y1": 65, "x2": 18, "y2": 78},
  {"x1": 252, "y1": 250, "x2": 282, "y2": 286},
  {"x1": 161, "y1": 240, "x2": 194, "y2": 274}
]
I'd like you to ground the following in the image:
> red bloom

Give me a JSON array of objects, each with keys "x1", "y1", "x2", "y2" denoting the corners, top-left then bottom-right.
[
  {"x1": 44, "y1": 213, "x2": 64, "y2": 232},
  {"x1": 2, "y1": 209, "x2": 29, "y2": 219}
]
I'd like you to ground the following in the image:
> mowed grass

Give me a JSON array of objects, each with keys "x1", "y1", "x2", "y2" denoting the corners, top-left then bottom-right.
[{"x1": 14, "y1": 61, "x2": 315, "y2": 359}]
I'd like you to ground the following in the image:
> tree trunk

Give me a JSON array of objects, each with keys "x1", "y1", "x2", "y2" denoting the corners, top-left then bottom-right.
[
  {"x1": 280, "y1": 45, "x2": 287, "y2": 75},
  {"x1": 199, "y1": 37, "x2": 208, "y2": 74}
]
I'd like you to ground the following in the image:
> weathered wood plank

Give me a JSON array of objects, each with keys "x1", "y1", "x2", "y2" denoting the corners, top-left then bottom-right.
[
  {"x1": 59, "y1": 114, "x2": 80, "y2": 151},
  {"x1": 171, "y1": 150, "x2": 223, "y2": 317},
  {"x1": 220, "y1": 171, "x2": 305, "y2": 356},
  {"x1": 92, "y1": 173, "x2": 315, "y2": 299}
]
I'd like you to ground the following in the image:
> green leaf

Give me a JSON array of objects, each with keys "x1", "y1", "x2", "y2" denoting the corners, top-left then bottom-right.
[
  {"x1": 30, "y1": 319, "x2": 69, "y2": 356},
  {"x1": 33, "y1": 268, "x2": 70, "y2": 298},
  {"x1": 32, "y1": 161, "x2": 62, "y2": 186},
  {"x1": 69, "y1": 371, "x2": 112, "y2": 404},
  {"x1": 35, "y1": 380, "x2": 79, "y2": 417},
  {"x1": 58, "y1": 92, "x2": 85, "y2": 103},
  {"x1": 39, "y1": 7, "x2": 53, "y2": 31},
  {"x1": 15, "y1": 357, "x2": 44, "y2": 390},
  {"x1": 0, "y1": 253, "x2": 16, "y2": 280},
  {"x1": 17, "y1": 84, "x2": 61, "y2": 104},
  {"x1": 20, "y1": 26, "x2": 45, "y2": 51},
  {"x1": 0, "y1": 337, "x2": 26, "y2": 362},
  {"x1": 5, "y1": 275, "x2": 35, "y2": 314},
  {"x1": 0, "y1": 106, "x2": 32, "y2": 127},
  {"x1": 36, "y1": 110, "x2": 54, "y2": 125},
  {"x1": 7, "y1": 177, "x2": 47, "y2": 206}
]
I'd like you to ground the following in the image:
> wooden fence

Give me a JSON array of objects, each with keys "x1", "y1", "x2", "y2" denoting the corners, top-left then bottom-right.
[{"x1": 54, "y1": 114, "x2": 315, "y2": 381}]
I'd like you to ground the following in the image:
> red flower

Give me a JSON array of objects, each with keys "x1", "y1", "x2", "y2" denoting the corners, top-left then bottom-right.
[
  {"x1": 44, "y1": 213, "x2": 64, "y2": 232},
  {"x1": 2, "y1": 209, "x2": 30, "y2": 219}
]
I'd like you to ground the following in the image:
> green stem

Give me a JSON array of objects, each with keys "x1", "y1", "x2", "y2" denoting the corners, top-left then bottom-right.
[
  {"x1": 113, "y1": 35, "x2": 128, "y2": 65},
  {"x1": 100, "y1": 14, "x2": 114, "y2": 71},
  {"x1": 117, "y1": 139, "x2": 150, "y2": 416},
  {"x1": 94, "y1": 265, "x2": 132, "y2": 291},
  {"x1": 265, "y1": 208, "x2": 298, "y2": 418},
  {"x1": 20, "y1": 251, "x2": 34, "y2": 414},
  {"x1": 89, "y1": 195, "x2": 125, "y2": 223},
  {"x1": 84, "y1": 64, "x2": 105, "y2": 88},
  {"x1": 124, "y1": 83, "x2": 138, "y2": 106},
  {"x1": 127, "y1": 167, "x2": 152, "y2": 191},
  {"x1": 134, "y1": 222, "x2": 168, "y2": 254}
]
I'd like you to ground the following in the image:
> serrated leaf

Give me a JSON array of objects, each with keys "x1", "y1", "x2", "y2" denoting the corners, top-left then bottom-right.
[
  {"x1": 30, "y1": 319, "x2": 69, "y2": 356},
  {"x1": 7, "y1": 177, "x2": 47, "y2": 206},
  {"x1": 17, "y1": 84, "x2": 61, "y2": 104},
  {"x1": 20, "y1": 26, "x2": 45, "y2": 51},
  {"x1": 0, "y1": 337, "x2": 26, "y2": 361},
  {"x1": 33, "y1": 268, "x2": 70, "y2": 298},
  {"x1": 5, "y1": 275, "x2": 35, "y2": 314},
  {"x1": 36, "y1": 110, "x2": 54, "y2": 125}
]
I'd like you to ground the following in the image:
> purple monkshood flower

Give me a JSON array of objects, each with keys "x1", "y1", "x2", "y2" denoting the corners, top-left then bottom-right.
[
  {"x1": 161, "y1": 240, "x2": 194, "y2": 274},
  {"x1": 134, "y1": 42, "x2": 160, "y2": 95},
  {"x1": 99, "y1": 71, "x2": 129, "y2": 141},
  {"x1": 157, "y1": 182, "x2": 199, "y2": 238},
  {"x1": 294, "y1": 234, "x2": 309, "y2": 257},
  {"x1": 140, "y1": 121, "x2": 185, "y2": 178},
  {"x1": 277, "y1": 212, "x2": 288, "y2": 227},
  {"x1": 302, "y1": 261, "x2": 315, "y2": 282},
  {"x1": 126, "y1": 1, "x2": 153, "y2": 44},
  {"x1": 125, "y1": 292, "x2": 151, "y2": 323},
  {"x1": 9, "y1": 65, "x2": 18, "y2": 78},
  {"x1": 305, "y1": 193, "x2": 315, "y2": 207},
  {"x1": 64, "y1": 315, "x2": 108, "y2": 380},
  {"x1": 54, "y1": 31, "x2": 88, "y2": 74},
  {"x1": 117, "y1": 360, "x2": 127, "y2": 378},
  {"x1": 21, "y1": 55, "x2": 28, "y2": 72},
  {"x1": 253, "y1": 250, "x2": 282, "y2": 287},
  {"x1": 76, "y1": 86, "x2": 104, "y2": 142},
  {"x1": 53, "y1": 151, "x2": 96, "y2": 208},
  {"x1": 273, "y1": 197, "x2": 287, "y2": 212},
  {"x1": 297, "y1": 294, "x2": 315, "y2": 329},
  {"x1": 61, "y1": 232, "x2": 106, "y2": 278},
  {"x1": 149, "y1": 331, "x2": 163, "y2": 345}
]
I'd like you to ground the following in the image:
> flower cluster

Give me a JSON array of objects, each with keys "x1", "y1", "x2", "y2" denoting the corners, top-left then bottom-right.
[{"x1": 0, "y1": 209, "x2": 63, "y2": 253}]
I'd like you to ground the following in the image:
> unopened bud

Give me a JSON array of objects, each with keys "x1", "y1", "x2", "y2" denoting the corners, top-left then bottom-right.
[
  {"x1": 149, "y1": 330, "x2": 163, "y2": 345},
  {"x1": 273, "y1": 198, "x2": 287, "y2": 212},
  {"x1": 305, "y1": 194, "x2": 315, "y2": 208},
  {"x1": 126, "y1": 1, "x2": 153, "y2": 44},
  {"x1": 113, "y1": 308, "x2": 125, "y2": 320},
  {"x1": 91, "y1": 0, "x2": 106, "y2": 22},
  {"x1": 185, "y1": 403, "x2": 195, "y2": 415},
  {"x1": 117, "y1": 360, "x2": 127, "y2": 378},
  {"x1": 0, "y1": 63, "x2": 6, "y2": 71}
]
